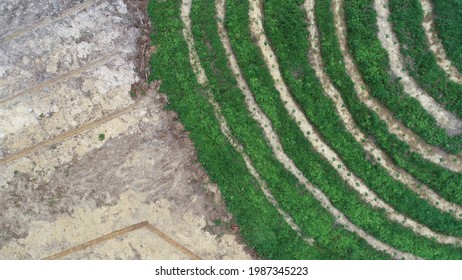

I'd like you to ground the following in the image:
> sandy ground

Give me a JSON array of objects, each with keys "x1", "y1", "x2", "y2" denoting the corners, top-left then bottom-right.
[{"x1": 0, "y1": 0, "x2": 251, "y2": 259}]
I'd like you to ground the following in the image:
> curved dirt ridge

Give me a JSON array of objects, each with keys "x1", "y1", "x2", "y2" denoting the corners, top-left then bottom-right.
[
  {"x1": 304, "y1": 0, "x2": 462, "y2": 219},
  {"x1": 374, "y1": 0, "x2": 462, "y2": 136},
  {"x1": 332, "y1": 0, "x2": 462, "y2": 173},
  {"x1": 180, "y1": 0, "x2": 314, "y2": 246},
  {"x1": 249, "y1": 0, "x2": 462, "y2": 246},
  {"x1": 420, "y1": 0, "x2": 462, "y2": 84},
  {"x1": 218, "y1": 0, "x2": 417, "y2": 259}
]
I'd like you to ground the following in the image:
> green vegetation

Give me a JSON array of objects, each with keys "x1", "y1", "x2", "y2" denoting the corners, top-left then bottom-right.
[
  {"x1": 388, "y1": 0, "x2": 462, "y2": 119},
  {"x1": 263, "y1": 0, "x2": 462, "y2": 237},
  {"x1": 431, "y1": 0, "x2": 462, "y2": 72},
  {"x1": 225, "y1": 0, "x2": 462, "y2": 258},
  {"x1": 147, "y1": 0, "x2": 462, "y2": 259},
  {"x1": 344, "y1": 0, "x2": 462, "y2": 153},
  {"x1": 192, "y1": 0, "x2": 389, "y2": 259},
  {"x1": 98, "y1": 133, "x2": 105, "y2": 141},
  {"x1": 149, "y1": 0, "x2": 324, "y2": 259},
  {"x1": 315, "y1": 0, "x2": 462, "y2": 210}
]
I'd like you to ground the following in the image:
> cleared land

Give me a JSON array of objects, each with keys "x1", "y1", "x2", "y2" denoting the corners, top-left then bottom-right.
[{"x1": 0, "y1": 0, "x2": 251, "y2": 259}]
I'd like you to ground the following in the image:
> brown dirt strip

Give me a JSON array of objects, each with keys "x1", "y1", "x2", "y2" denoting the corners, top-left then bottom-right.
[
  {"x1": 219, "y1": 0, "x2": 416, "y2": 259},
  {"x1": 0, "y1": 0, "x2": 100, "y2": 45},
  {"x1": 249, "y1": 0, "x2": 462, "y2": 247},
  {"x1": 332, "y1": 0, "x2": 462, "y2": 173},
  {"x1": 420, "y1": 0, "x2": 462, "y2": 84},
  {"x1": 145, "y1": 223, "x2": 202, "y2": 260},
  {"x1": 0, "y1": 54, "x2": 116, "y2": 106},
  {"x1": 44, "y1": 221, "x2": 201, "y2": 260},
  {"x1": 44, "y1": 221, "x2": 147, "y2": 260},
  {"x1": 0, "y1": 102, "x2": 139, "y2": 165},
  {"x1": 181, "y1": 0, "x2": 315, "y2": 246},
  {"x1": 304, "y1": 0, "x2": 462, "y2": 219},
  {"x1": 374, "y1": 0, "x2": 462, "y2": 136}
]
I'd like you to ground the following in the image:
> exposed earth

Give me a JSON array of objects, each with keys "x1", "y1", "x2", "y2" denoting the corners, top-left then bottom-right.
[{"x1": 0, "y1": 0, "x2": 252, "y2": 259}]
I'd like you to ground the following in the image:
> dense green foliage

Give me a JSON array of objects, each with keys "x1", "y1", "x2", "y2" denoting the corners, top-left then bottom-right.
[
  {"x1": 388, "y1": 0, "x2": 462, "y2": 118},
  {"x1": 226, "y1": 0, "x2": 462, "y2": 258},
  {"x1": 190, "y1": 0, "x2": 390, "y2": 259},
  {"x1": 148, "y1": 0, "x2": 321, "y2": 259},
  {"x1": 148, "y1": 0, "x2": 462, "y2": 259},
  {"x1": 344, "y1": 0, "x2": 462, "y2": 153},
  {"x1": 431, "y1": 0, "x2": 462, "y2": 72},
  {"x1": 315, "y1": 0, "x2": 462, "y2": 211},
  {"x1": 263, "y1": 0, "x2": 462, "y2": 237}
]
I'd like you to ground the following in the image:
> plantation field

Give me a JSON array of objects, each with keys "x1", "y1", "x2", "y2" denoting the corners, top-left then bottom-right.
[{"x1": 147, "y1": 0, "x2": 462, "y2": 259}]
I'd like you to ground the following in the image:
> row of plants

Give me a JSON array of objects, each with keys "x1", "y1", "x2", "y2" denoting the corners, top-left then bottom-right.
[
  {"x1": 225, "y1": 0, "x2": 462, "y2": 258},
  {"x1": 147, "y1": 0, "x2": 323, "y2": 259},
  {"x1": 388, "y1": 0, "x2": 462, "y2": 119},
  {"x1": 343, "y1": 0, "x2": 462, "y2": 154},
  {"x1": 190, "y1": 0, "x2": 388, "y2": 259},
  {"x1": 314, "y1": 0, "x2": 462, "y2": 209},
  {"x1": 430, "y1": 0, "x2": 462, "y2": 73},
  {"x1": 262, "y1": 0, "x2": 462, "y2": 237}
]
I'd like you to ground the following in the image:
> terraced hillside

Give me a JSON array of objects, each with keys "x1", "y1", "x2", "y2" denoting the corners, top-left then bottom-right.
[{"x1": 148, "y1": 0, "x2": 462, "y2": 259}]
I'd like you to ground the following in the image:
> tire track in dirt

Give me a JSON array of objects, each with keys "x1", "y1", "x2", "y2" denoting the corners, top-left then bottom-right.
[
  {"x1": 0, "y1": 102, "x2": 140, "y2": 165},
  {"x1": 181, "y1": 0, "x2": 315, "y2": 246},
  {"x1": 420, "y1": 0, "x2": 462, "y2": 85},
  {"x1": 45, "y1": 221, "x2": 202, "y2": 260},
  {"x1": 219, "y1": 0, "x2": 415, "y2": 259},
  {"x1": 374, "y1": 0, "x2": 462, "y2": 135},
  {"x1": 144, "y1": 223, "x2": 202, "y2": 260},
  {"x1": 249, "y1": 0, "x2": 462, "y2": 247},
  {"x1": 44, "y1": 221, "x2": 147, "y2": 260},
  {"x1": 304, "y1": 0, "x2": 462, "y2": 219},
  {"x1": 0, "y1": 0, "x2": 100, "y2": 45},
  {"x1": 0, "y1": 54, "x2": 116, "y2": 106},
  {"x1": 332, "y1": 0, "x2": 462, "y2": 173}
]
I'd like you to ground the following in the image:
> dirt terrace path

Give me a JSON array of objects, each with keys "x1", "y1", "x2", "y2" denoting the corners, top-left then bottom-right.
[
  {"x1": 249, "y1": 0, "x2": 462, "y2": 247},
  {"x1": 304, "y1": 0, "x2": 462, "y2": 219},
  {"x1": 218, "y1": 0, "x2": 417, "y2": 259},
  {"x1": 332, "y1": 0, "x2": 462, "y2": 173},
  {"x1": 180, "y1": 0, "x2": 314, "y2": 246},
  {"x1": 420, "y1": 0, "x2": 462, "y2": 85},
  {"x1": 374, "y1": 0, "x2": 462, "y2": 136}
]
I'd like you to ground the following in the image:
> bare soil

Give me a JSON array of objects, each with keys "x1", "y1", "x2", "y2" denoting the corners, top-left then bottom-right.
[{"x1": 0, "y1": 0, "x2": 251, "y2": 259}]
